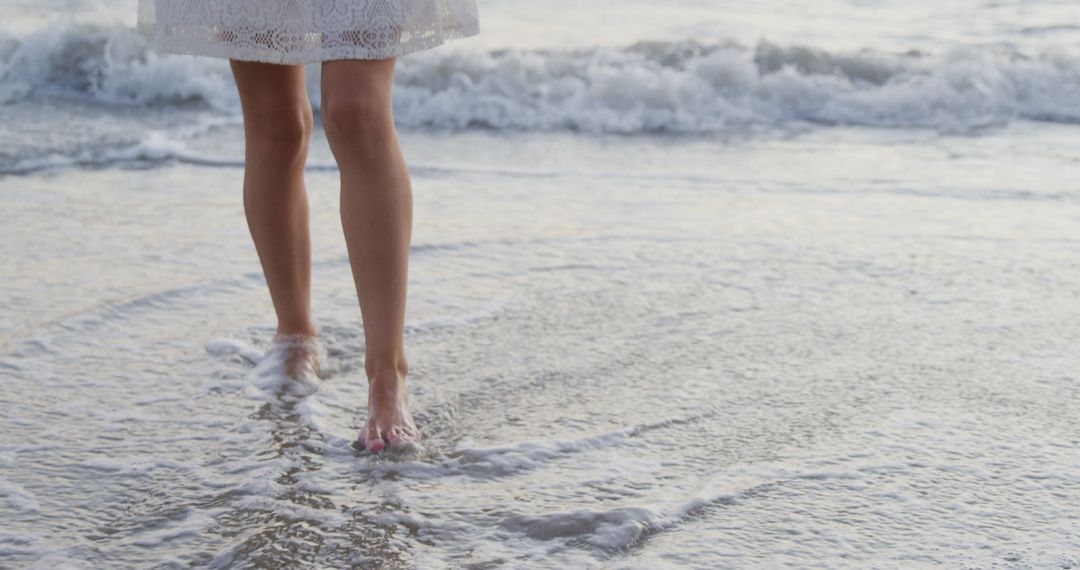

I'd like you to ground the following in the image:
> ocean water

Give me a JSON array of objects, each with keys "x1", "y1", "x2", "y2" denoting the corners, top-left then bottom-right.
[{"x1": 2, "y1": 1, "x2": 1080, "y2": 568}]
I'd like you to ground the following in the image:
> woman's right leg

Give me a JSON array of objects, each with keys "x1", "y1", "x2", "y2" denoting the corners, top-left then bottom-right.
[{"x1": 229, "y1": 60, "x2": 318, "y2": 345}]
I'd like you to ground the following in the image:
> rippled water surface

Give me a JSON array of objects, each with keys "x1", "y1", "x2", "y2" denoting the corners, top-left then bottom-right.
[{"x1": 3, "y1": 127, "x2": 1080, "y2": 568}]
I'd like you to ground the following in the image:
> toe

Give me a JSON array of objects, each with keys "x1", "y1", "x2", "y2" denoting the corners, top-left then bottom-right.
[
  {"x1": 382, "y1": 425, "x2": 410, "y2": 446},
  {"x1": 385, "y1": 427, "x2": 403, "y2": 447},
  {"x1": 364, "y1": 423, "x2": 385, "y2": 452},
  {"x1": 387, "y1": 426, "x2": 421, "y2": 449}
]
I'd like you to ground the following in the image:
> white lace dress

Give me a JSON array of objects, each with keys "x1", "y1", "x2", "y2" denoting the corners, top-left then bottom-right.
[{"x1": 137, "y1": 0, "x2": 479, "y2": 64}]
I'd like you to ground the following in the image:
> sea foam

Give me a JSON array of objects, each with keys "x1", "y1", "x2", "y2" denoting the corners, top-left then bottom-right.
[{"x1": 4, "y1": 21, "x2": 1080, "y2": 133}]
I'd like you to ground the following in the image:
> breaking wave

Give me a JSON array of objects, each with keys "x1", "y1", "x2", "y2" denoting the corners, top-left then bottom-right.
[{"x1": 4, "y1": 21, "x2": 1080, "y2": 132}]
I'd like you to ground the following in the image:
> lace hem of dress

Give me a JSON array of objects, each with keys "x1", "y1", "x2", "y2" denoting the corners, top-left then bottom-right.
[
  {"x1": 139, "y1": 23, "x2": 478, "y2": 64},
  {"x1": 137, "y1": 0, "x2": 479, "y2": 64}
]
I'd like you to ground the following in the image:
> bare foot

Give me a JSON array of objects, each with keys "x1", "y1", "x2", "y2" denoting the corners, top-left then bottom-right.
[
  {"x1": 271, "y1": 333, "x2": 323, "y2": 393},
  {"x1": 361, "y1": 373, "x2": 421, "y2": 452}
]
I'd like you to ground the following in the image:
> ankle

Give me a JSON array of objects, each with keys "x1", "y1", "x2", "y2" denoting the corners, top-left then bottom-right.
[
  {"x1": 276, "y1": 322, "x2": 317, "y2": 339},
  {"x1": 365, "y1": 355, "x2": 408, "y2": 384},
  {"x1": 367, "y1": 369, "x2": 407, "y2": 387}
]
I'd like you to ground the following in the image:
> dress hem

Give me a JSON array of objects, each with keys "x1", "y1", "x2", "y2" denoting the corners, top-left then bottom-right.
[{"x1": 139, "y1": 24, "x2": 479, "y2": 65}]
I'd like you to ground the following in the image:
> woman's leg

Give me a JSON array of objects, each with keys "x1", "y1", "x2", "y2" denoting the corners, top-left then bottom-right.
[
  {"x1": 229, "y1": 60, "x2": 318, "y2": 344},
  {"x1": 320, "y1": 58, "x2": 419, "y2": 451}
]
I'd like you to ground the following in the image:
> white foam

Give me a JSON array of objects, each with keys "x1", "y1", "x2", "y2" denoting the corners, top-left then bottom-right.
[
  {"x1": 0, "y1": 21, "x2": 237, "y2": 110},
  {"x1": 233, "y1": 337, "x2": 367, "y2": 451},
  {"x1": 244, "y1": 339, "x2": 325, "y2": 402},
  {"x1": 394, "y1": 41, "x2": 1080, "y2": 132},
  {"x1": 5, "y1": 21, "x2": 1080, "y2": 135},
  {"x1": 205, "y1": 337, "x2": 263, "y2": 365}
]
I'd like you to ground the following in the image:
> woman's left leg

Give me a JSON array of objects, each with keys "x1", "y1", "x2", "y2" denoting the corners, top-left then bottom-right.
[{"x1": 320, "y1": 57, "x2": 419, "y2": 451}]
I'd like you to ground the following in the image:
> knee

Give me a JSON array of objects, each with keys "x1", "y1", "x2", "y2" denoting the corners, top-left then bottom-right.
[
  {"x1": 244, "y1": 102, "x2": 313, "y2": 164},
  {"x1": 319, "y1": 91, "x2": 393, "y2": 154}
]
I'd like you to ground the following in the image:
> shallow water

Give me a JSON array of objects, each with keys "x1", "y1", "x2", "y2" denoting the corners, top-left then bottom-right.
[
  {"x1": 3, "y1": 126, "x2": 1080, "y2": 568},
  {"x1": 4, "y1": 0, "x2": 1080, "y2": 568}
]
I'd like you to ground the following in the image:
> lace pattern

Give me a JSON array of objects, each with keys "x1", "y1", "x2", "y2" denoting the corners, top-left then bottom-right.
[{"x1": 137, "y1": 0, "x2": 479, "y2": 64}]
